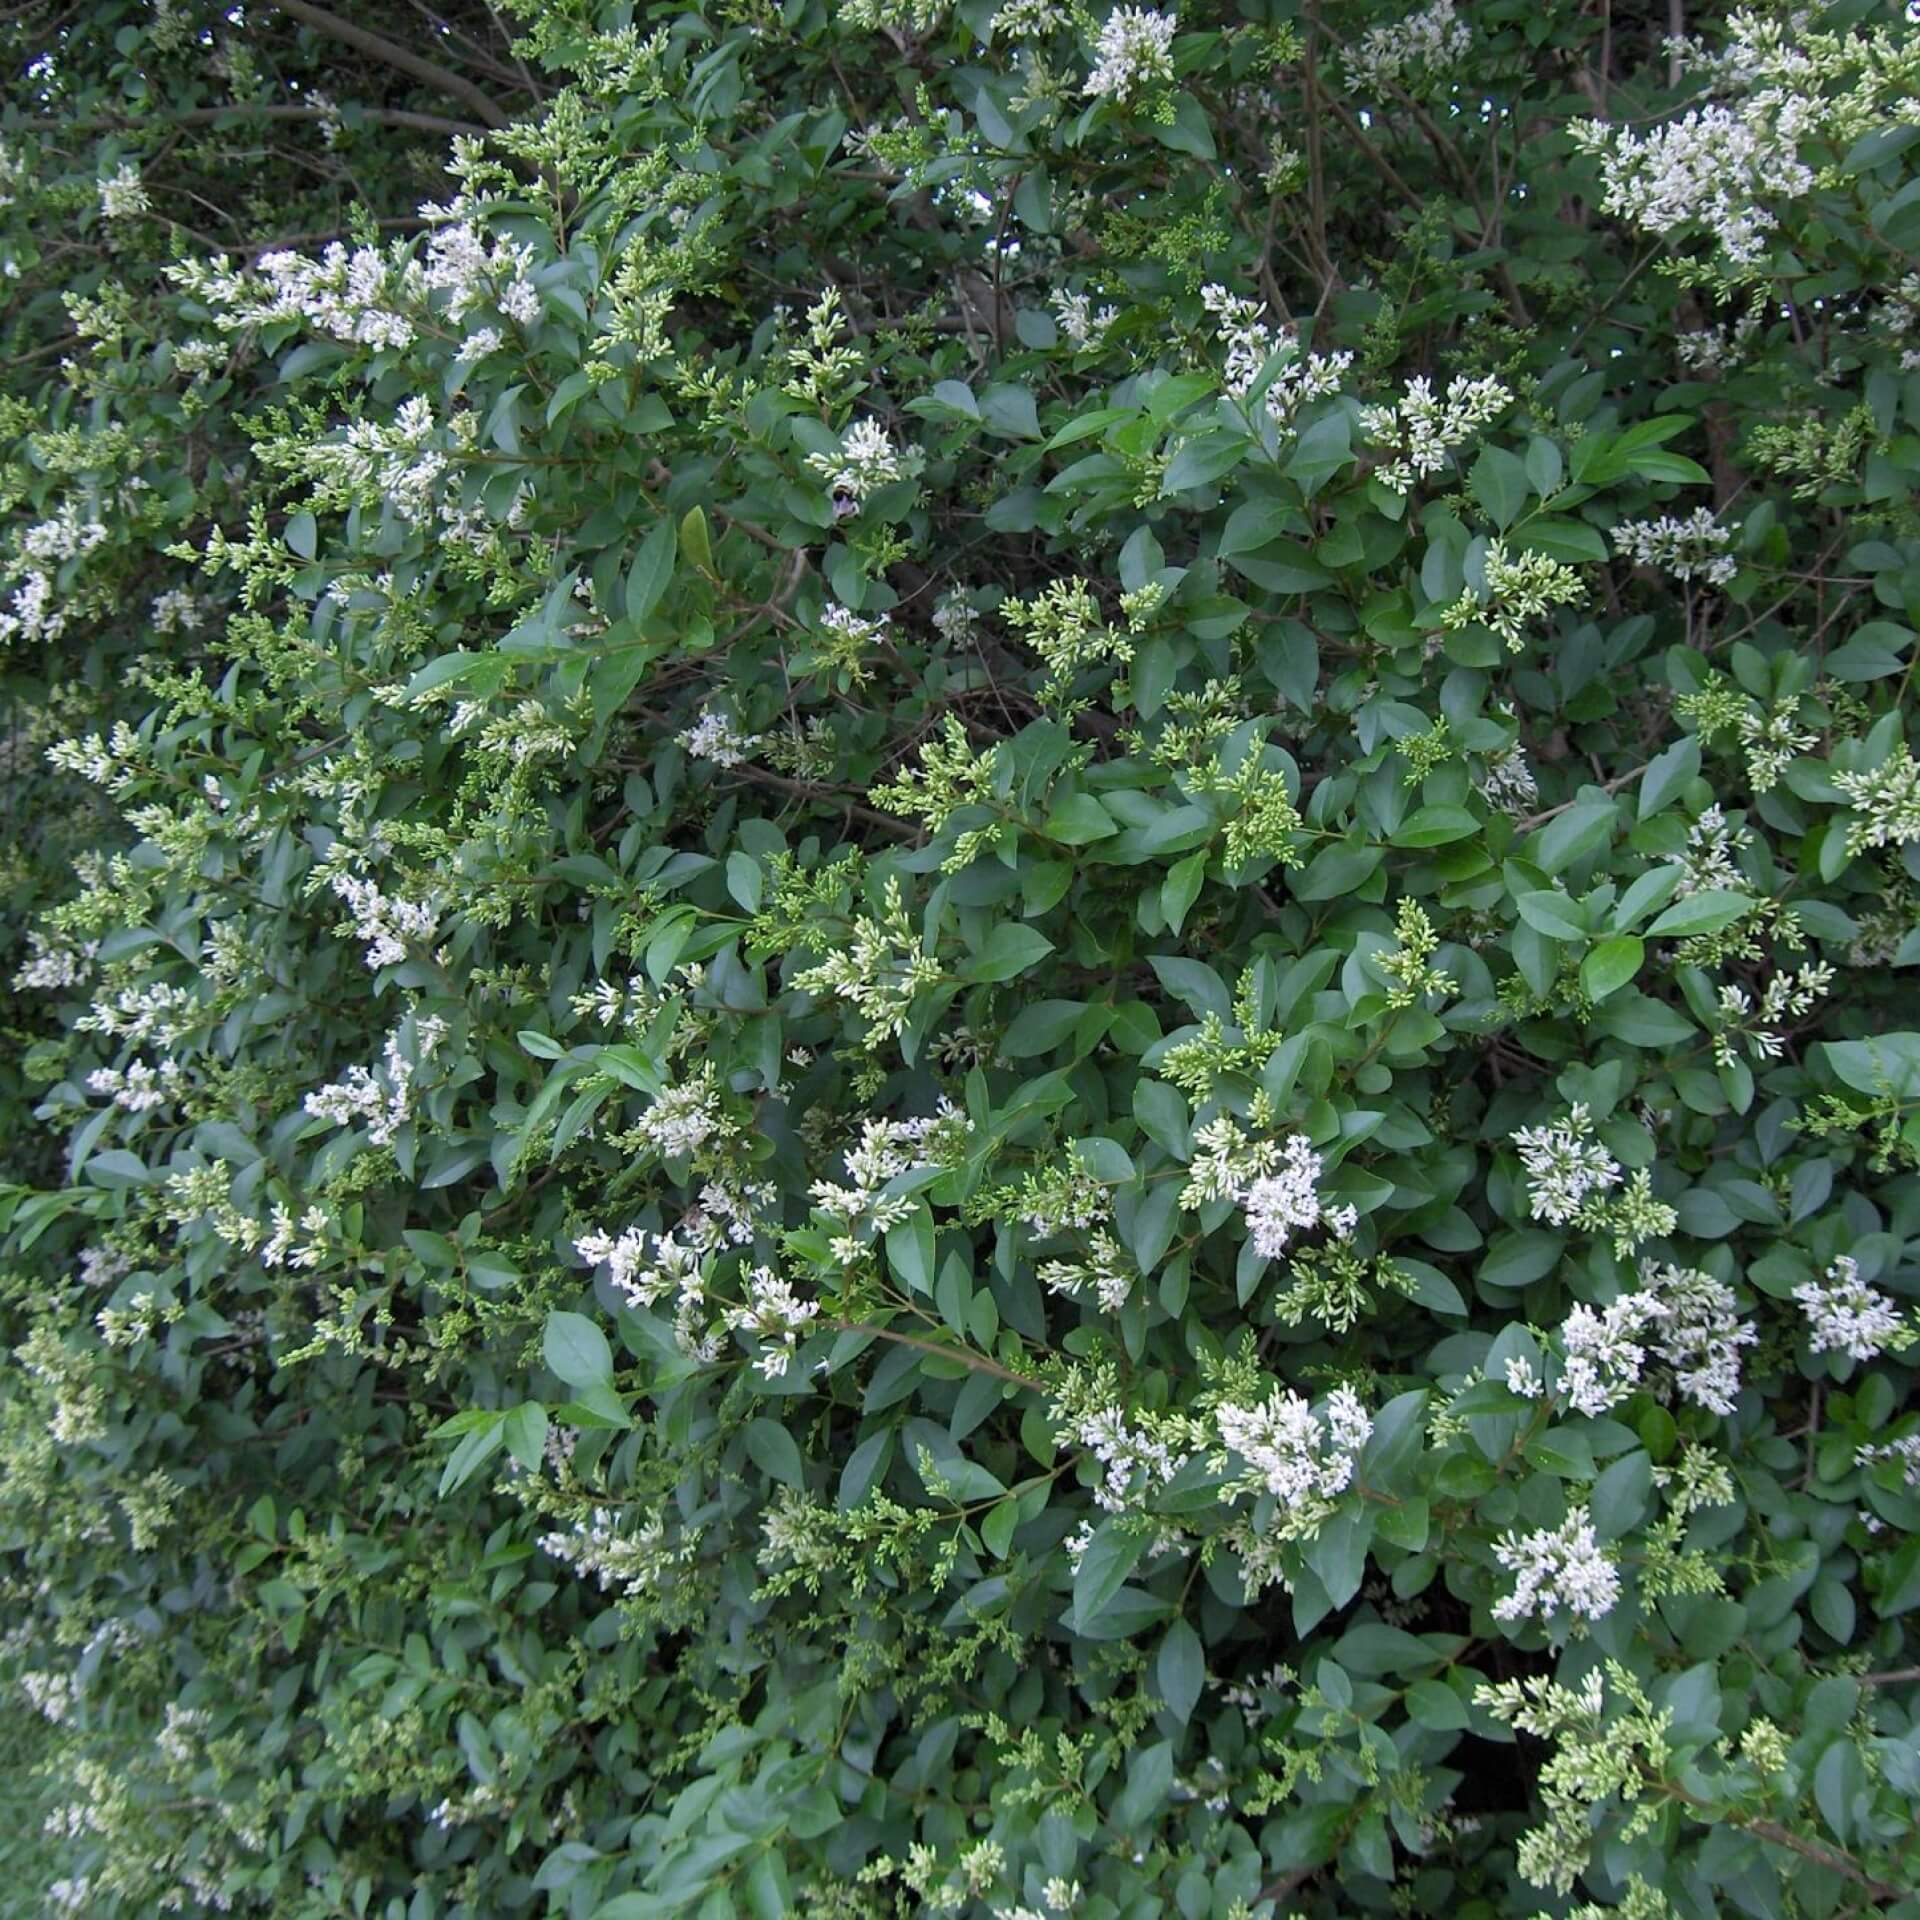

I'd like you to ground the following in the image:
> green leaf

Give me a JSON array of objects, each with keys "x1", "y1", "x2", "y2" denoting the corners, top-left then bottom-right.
[
  {"x1": 1155, "y1": 1619, "x2": 1205, "y2": 1723},
  {"x1": 1825, "y1": 1033, "x2": 1920, "y2": 1102},
  {"x1": 962, "y1": 923, "x2": 1054, "y2": 983},
  {"x1": 1533, "y1": 800, "x2": 1615, "y2": 874},
  {"x1": 502, "y1": 1402, "x2": 549, "y2": 1474},
  {"x1": 1067, "y1": 1519, "x2": 1146, "y2": 1633},
  {"x1": 439, "y1": 1416, "x2": 504, "y2": 1497},
  {"x1": 1468, "y1": 445, "x2": 1529, "y2": 530},
  {"x1": 1580, "y1": 934, "x2": 1643, "y2": 1002},
  {"x1": 1153, "y1": 95, "x2": 1216, "y2": 159},
  {"x1": 1514, "y1": 889, "x2": 1588, "y2": 940},
  {"x1": 625, "y1": 515, "x2": 677, "y2": 624},
  {"x1": 1637, "y1": 735, "x2": 1701, "y2": 820},
  {"x1": 1392, "y1": 805, "x2": 1480, "y2": 847},
  {"x1": 544, "y1": 1311, "x2": 615, "y2": 1389},
  {"x1": 1646, "y1": 889, "x2": 1751, "y2": 938},
  {"x1": 745, "y1": 1417, "x2": 805, "y2": 1489}
]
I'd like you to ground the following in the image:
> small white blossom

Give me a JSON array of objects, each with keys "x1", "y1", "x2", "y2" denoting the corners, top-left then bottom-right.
[
  {"x1": 1612, "y1": 507, "x2": 1739, "y2": 585},
  {"x1": 98, "y1": 162, "x2": 149, "y2": 220},
  {"x1": 1795, "y1": 1255, "x2": 1905, "y2": 1362},
  {"x1": 678, "y1": 706, "x2": 763, "y2": 767},
  {"x1": 1493, "y1": 1505, "x2": 1620, "y2": 1624},
  {"x1": 1084, "y1": 7, "x2": 1177, "y2": 102},
  {"x1": 1511, "y1": 1105, "x2": 1620, "y2": 1227}
]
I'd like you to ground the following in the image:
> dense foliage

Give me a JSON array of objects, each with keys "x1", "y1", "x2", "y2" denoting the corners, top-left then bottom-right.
[{"x1": 8, "y1": 0, "x2": 1920, "y2": 1913}]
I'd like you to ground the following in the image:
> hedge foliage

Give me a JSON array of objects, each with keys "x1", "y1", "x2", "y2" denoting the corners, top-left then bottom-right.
[{"x1": 7, "y1": 0, "x2": 1920, "y2": 1914}]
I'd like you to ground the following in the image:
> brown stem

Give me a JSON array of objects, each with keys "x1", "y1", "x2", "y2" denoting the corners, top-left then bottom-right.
[
  {"x1": 269, "y1": 0, "x2": 511, "y2": 129},
  {"x1": 830, "y1": 1319, "x2": 1044, "y2": 1393}
]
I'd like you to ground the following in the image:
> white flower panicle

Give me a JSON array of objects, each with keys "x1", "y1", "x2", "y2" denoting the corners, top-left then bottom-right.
[
  {"x1": 1636, "y1": 1261, "x2": 1756, "y2": 1416},
  {"x1": 98, "y1": 162, "x2": 149, "y2": 221},
  {"x1": 635, "y1": 1063, "x2": 735, "y2": 1160},
  {"x1": 87, "y1": 1057, "x2": 183, "y2": 1114},
  {"x1": 1341, "y1": 0, "x2": 1472, "y2": 94},
  {"x1": 539, "y1": 1511, "x2": 668, "y2": 1598},
  {"x1": 1360, "y1": 372, "x2": 1511, "y2": 493},
  {"x1": 1215, "y1": 1385, "x2": 1372, "y2": 1511},
  {"x1": 722, "y1": 1265, "x2": 820, "y2": 1379},
  {"x1": 806, "y1": 418, "x2": 916, "y2": 510},
  {"x1": 1551, "y1": 1266, "x2": 1757, "y2": 1421},
  {"x1": 1795, "y1": 1255, "x2": 1906, "y2": 1362},
  {"x1": 1511, "y1": 1105, "x2": 1621, "y2": 1227},
  {"x1": 1050, "y1": 287, "x2": 1118, "y2": 350},
  {"x1": 1611, "y1": 507, "x2": 1739, "y2": 585},
  {"x1": 1834, "y1": 743, "x2": 1920, "y2": 853},
  {"x1": 678, "y1": 707, "x2": 763, "y2": 767},
  {"x1": 1200, "y1": 284, "x2": 1352, "y2": 425},
  {"x1": 1566, "y1": 72, "x2": 1804, "y2": 270},
  {"x1": 809, "y1": 1103, "x2": 970, "y2": 1261},
  {"x1": 305, "y1": 1017, "x2": 445, "y2": 1147},
  {"x1": 1493, "y1": 1506, "x2": 1620, "y2": 1624},
  {"x1": 1084, "y1": 7, "x2": 1177, "y2": 101},
  {"x1": 1243, "y1": 1135, "x2": 1358, "y2": 1258},
  {"x1": 330, "y1": 870, "x2": 438, "y2": 969},
  {"x1": 1672, "y1": 804, "x2": 1751, "y2": 895}
]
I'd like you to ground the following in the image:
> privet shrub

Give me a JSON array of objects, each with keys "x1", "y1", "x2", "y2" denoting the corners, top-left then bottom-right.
[{"x1": 7, "y1": 0, "x2": 1920, "y2": 1912}]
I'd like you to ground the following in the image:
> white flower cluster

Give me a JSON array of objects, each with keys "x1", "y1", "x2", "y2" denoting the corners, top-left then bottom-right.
[
  {"x1": 931, "y1": 593, "x2": 979, "y2": 642},
  {"x1": 1677, "y1": 305, "x2": 1763, "y2": 374},
  {"x1": 1672, "y1": 804, "x2": 1750, "y2": 895},
  {"x1": 1570, "y1": 102, "x2": 1814, "y2": 272},
  {"x1": 98, "y1": 162, "x2": 149, "y2": 221},
  {"x1": 1447, "y1": 539, "x2": 1586, "y2": 654},
  {"x1": 1039, "y1": 1230, "x2": 1134, "y2": 1312},
  {"x1": 174, "y1": 219, "x2": 538, "y2": 355},
  {"x1": 820, "y1": 599, "x2": 890, "y2": 657},
  {"x1": 149, "y1": 587, "x2": 204, "y2": 634},
  {"x1": 180, "y1": 242, "x2": 415, "y2": 351},
  {"x1": 721, "y1": 1265, "x2": 820, "y2": 1379},
  {"x1": 1834, "y1": 743, "x2": 1920, "y2": 853},
  {"x1": 1215, "y1": 1385, "x2": 1372, "y2": 1512},
  {"x1": 1182, "y1": 1117, "x2": 1355, "y2": 1256},
  {"x1": 14, "y1": 931, "x2": 98, "y2": 991},
  {"x1": 86, "y1": 1056, "x2": 183, "y2": 1114},
  {"x1": 809, "y1": 1103, "x2": 969, "y2": 1262},
  {"x1": 1477, "y1": 743, "x2": 1539, "y2": 815},
  {"x1": 793, "y1": 875, "x2": 941, "y2": 1047},
  {"x1": 20, "y1": 500, "x2": 109, "y2": 568},
  {"x1": 305, "y1": 1016, "x2": 446, "y2": 1147},
  {"x1": 575, "y1": 1183, "x2": 776, "y2": 1361},
  {"x1": 1552, "y1": 1262, "x2": 1755, "y2": 1418},
  {"x1": 1712, "y1": 960, "x2": 1833, "y2": 1066},
  {"x1": 1083, "y1": 6, "x2": 1177, "y2": 102},
  {"x1": 1795, "y1": 1255, "x2": 1906, "y2": 1363},
  {"x1": 1492, "y1": 1505, "x2": 1620, "y2": 1624},
  {"x1": 1340, "y1": 0, "x2": 1472, "y2": 95},
  {"x1": 538, "y1": 1511, "x2": 667, "y2": 1598},
  {"x1": 330, "y1": 870, "x2": 438, "y2": 969},
  {"x1": 806, "y1": 418, "x2": 916, "y2": 510},
  {"x1": 1359, "y1": 373, "x2": 1510, "y2": 494},
  {"x1": 1858, "y1": 1433, "x2": 1920, "y2": 1488},
  {"x1": 304, "y1": 394, "x2": 474, "y2": 527},
  {"x1": 1611, "y1": 507, "x2": 1738, "y2": 585},
  {"x1": 992, "y1": 0, "x2": 1067, "y2": 37},
  {"x1": 1511, "y1": 1105, "x2": 1620, "y2": 1227},
  {"x1": 1200, "y1": 284, "x2": 1351, "y2": 426},
  {"x1": 1050, "y1": 287, "x2": 1118, "y2": 351},
  {"x1": 1244, "y1": 1135, "x2": 1358, "y2": 1259},
  {"x1": 1064, "y1": 1399, "x2": 1187, "y2": 1511},
  {"x1": 636, "y1": 1062, "x2": 735, "y2": 1160},
  {"x1": 76, "y1": 979, "x2": 197, "y2": 1047},
  {"x1": 677, "y1": 707, "x2": 762, "y2": 767}
]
